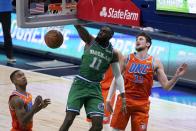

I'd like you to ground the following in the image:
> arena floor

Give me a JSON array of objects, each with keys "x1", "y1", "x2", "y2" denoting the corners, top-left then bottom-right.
[{"x1": 0, "y1": 65, "x2": 196, "y2": 131}]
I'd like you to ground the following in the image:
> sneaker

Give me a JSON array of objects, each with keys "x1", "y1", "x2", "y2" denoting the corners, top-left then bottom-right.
[{"x1": 7, "y1": 58, "x2": 16, "y2": 64}]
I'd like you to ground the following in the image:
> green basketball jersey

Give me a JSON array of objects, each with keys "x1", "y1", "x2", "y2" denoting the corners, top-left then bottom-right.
[{"x1": 79, "y1": 40, "x2": 115, "y2": 82}]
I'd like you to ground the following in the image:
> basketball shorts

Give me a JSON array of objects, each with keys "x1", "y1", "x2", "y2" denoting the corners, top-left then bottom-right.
[
  {"x1": 86, "y1": 88, "x2": 116, "y2": 124},
  {"x1": 111, "y1": 95, "x2": 150, "y2": 131},
  {"x1": 66, "y1": 78, "x2": 104, "y2": 118}
]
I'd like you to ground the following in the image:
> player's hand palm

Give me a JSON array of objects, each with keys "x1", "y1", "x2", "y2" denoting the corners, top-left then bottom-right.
[
  {"x1": 41, "y1": 99, "x2": 51, "y2": 109},
  {"x1": 106, "y1": 101, "x2": 113, "y2": 113},
  {"x1": 176, "y1": 63, "x2": 188, "y2": 77},
  {"x1": 34, "y1": 95, "x2": 42, "y2": 105},
  {"x1": 33, "y1": 95, "x2": 43, "y2": 112}
]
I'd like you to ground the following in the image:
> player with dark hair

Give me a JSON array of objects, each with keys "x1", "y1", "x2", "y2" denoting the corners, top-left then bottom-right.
[
  {"x1": 106, "y1": 32, "x2": 188, "y2": 131},
  {"x1": 9, "y1": 70, "x2": 51, "y2": 131}
]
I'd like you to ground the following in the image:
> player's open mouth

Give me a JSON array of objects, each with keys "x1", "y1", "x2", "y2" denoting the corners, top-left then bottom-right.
[{"x1": 136, "y1": 43, "x2": 140, "y2": 47}]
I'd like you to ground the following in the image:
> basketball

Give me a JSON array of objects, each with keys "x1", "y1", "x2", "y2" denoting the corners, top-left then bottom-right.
[{"x1": 44, "y1": 30, "x2": 64, "y2": 49}]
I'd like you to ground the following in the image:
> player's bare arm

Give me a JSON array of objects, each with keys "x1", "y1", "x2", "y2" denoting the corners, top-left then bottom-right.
[
  {"x1": 10, "y1": 96, "x2": 35, "y2": 128},
  {"x1": 10, "y1": 95, "x2": 51, "y2": 128},
  {"x1": 74, "y1": 25, "x2": 94, "y2": 45},
  {"x1": 154, "y1": 58, "x2": 188, "y2": 90}
]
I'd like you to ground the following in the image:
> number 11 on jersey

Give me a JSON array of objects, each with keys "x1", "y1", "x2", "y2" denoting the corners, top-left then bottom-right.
[{"x1": 90, "y1": 57, "x2": 102, "y2": 70}]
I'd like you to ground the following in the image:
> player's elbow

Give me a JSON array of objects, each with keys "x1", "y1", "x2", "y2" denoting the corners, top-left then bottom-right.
[
  {"x1": 160, "y1": 81, "x2": 171, "y2": 91},
  {"x1": 162, "y1": 85, "x2": 172, "y2": 91}
]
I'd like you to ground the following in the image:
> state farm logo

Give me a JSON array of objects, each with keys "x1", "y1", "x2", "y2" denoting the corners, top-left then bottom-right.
[
  {"x1": 100, "y1": 7, "x2": 107, "y2": 17},
  {"x1": 100, "y1": 7, "x2": 139, "y2": 21}
]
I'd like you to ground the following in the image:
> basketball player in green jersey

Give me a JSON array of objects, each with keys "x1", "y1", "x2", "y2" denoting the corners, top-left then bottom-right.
[{"x1": 59, "y1": 25, "x2": 126, "y2": 131}]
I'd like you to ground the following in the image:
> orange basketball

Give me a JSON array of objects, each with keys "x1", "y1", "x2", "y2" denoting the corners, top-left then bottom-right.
[{"x1": 44, "y1": 30, "x2": 64, "y2": 49}]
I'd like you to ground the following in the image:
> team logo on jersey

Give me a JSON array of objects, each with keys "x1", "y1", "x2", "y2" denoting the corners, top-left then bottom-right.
[
  {"x1": 129, "y1": 63, "x2": 150, "y2": 74},
  {"x1": 98, "y1": 103, "x2": 104, "y2": 111}
]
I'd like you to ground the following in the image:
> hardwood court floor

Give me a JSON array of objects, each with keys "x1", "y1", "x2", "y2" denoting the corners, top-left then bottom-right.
[{"x1": 0, "y1": 65, "x2": 196, "y2": 131}]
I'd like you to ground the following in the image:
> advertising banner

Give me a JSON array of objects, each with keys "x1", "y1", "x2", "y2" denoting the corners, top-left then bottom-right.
[{"x1": 77, "y1": 0, "x2": 140, "y2": 26}]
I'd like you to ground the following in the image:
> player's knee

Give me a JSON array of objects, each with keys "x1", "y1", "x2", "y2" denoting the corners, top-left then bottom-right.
[
  {"x1": 90, "y1": 115, "x2": 103, "y2": 131},
  {"x1": 91, "y1": 125, "x2": 103, "y2": 131},
  {"x1": 92, "y1": 122, "x2": 103, "y2": 131},
  {"x1": 64, "y1": 112, "x2": 77, "y2": 125},
  {"x1": 65, "y1": 116, "x2": 75, "y2": 124}
]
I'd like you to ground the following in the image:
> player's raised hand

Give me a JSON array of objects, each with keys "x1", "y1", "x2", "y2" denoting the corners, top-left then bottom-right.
[
  {"x1": 41, "y1": 99, "x2": 51, "y2": 109},
  {"x1": 175, "y1": 63, "x2": 188, "y2": 77},
  {"x1": 34, "y1": 95, "x2": 42, "y2": 106},
  {"x1": 106, "y1": 101, "x2": 113, "y2": 113},
  {"x1": 32, "y1": 95, "x2": 43, "y2": 113}
]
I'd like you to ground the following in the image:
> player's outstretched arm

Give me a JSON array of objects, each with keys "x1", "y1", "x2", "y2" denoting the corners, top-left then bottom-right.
[
  {"x1": 155, "y1": 59, "x2": 188, "y2": 90},
  {"x1": 74, "y1": 24, "x2": 94, "y2": 45}
]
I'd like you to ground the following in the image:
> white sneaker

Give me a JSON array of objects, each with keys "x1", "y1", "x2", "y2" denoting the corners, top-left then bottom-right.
[{"x1": 7, "y1": 58, "x2": 16, "y2": 64}]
